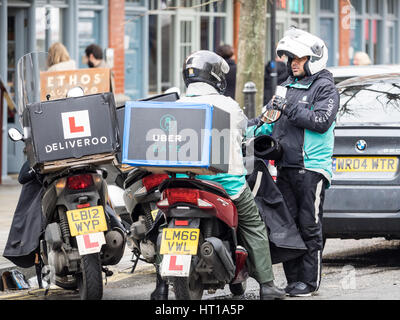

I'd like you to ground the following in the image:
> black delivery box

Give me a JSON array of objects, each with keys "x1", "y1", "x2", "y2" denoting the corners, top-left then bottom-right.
[
  {"x1": 25, "y1": 92, "x2": 120, "y2": 172},
  {"x1": 122, "y1": 101, "x2": 231, "y2": 175}
]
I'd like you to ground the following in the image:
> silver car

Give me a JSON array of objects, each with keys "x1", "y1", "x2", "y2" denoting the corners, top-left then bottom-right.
[
  {"x1": 323, "y1": 73, "x2": 400, "y2": 240},
  {"x1": 328, "y1": 64, "x2": 400, "y2": 84}
]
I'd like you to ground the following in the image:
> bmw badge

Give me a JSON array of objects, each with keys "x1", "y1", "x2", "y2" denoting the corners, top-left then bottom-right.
[{"x1": 356, "y1": 139, "x2": 367, "y2": 151}]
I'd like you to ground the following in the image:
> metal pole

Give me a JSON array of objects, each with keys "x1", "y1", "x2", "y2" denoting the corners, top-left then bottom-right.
[
  {"x1": 270, "y1": 0, "x2": 277, "y2": 97},
  {"x1": 243, "y1": 82, "x2": 257, "y2": 119}
]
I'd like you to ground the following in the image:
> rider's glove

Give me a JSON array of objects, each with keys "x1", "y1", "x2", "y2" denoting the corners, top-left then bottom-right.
[{"x1": 272, "y1": 95, "x2": 288, "y2": 112}]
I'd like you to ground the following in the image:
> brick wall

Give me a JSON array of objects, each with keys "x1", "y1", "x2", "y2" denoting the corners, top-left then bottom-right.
[{"x1": 108, "y1": 0, "x2": 125, "y2": 94}]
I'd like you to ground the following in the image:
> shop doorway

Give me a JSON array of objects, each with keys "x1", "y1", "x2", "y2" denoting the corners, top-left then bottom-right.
[{"x1": 125, "y1": 11, "x2": 145, "y2": 100}]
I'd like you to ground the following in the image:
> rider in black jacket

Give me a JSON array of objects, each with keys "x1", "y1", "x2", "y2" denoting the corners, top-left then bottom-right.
[{"x1": 250, "y1": 27, "x2": 339, "y2": 297}]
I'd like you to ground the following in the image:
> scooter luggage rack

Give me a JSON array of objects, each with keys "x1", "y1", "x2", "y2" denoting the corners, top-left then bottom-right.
[
  {"x1": 117, "y1": 163, "x2": 134, "y2": 173},
  {"x1": 132, "y1": 166, "x2": 222, "y2": 176},
  {"x1": 38, "y1": 152, "x2": 115, "y2": 174}
]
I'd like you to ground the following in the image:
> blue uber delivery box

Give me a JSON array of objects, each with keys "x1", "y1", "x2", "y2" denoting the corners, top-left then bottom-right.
[{"x1": 122, "y1": 101, "x2": 231, "y2": 175}]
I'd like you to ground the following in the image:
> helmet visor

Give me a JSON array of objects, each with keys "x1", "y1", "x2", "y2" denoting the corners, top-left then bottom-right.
[{"x1": 185, "y1": 51, "x2": 230, "y2": 74}]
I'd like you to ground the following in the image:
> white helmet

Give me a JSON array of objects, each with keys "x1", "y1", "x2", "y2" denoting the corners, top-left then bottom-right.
[{"x1": 276, "y1": 27, "x2": 328, "y2": 76}]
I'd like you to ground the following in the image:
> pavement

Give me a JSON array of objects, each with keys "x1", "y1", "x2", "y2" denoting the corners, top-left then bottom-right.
[
  {"x1": 0, "y1": 175, "x2": 22, "y2": 272},
  {"x1": 0, "y1": 174, "x2": 152, "y2": 298}
]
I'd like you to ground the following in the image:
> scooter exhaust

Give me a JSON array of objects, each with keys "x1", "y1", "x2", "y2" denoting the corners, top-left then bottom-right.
[{"x1": 199, "y1": 237, "x2": 235, "y2": 283}]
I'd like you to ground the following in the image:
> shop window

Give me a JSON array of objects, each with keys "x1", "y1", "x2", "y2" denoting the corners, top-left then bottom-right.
[
  {"x1": 148, "y1": 14, "x2": 158, "y2": 93},
  {"x1": 148, "y1": 0, "x2": 157, "y2": 10},
  {"x1": 276, "y1": 0, "x2": 287, "y2": 10},
  {"x1": 366, "y1": 0, "x2": 381, "y2": 14},
  {"x1": 79, "y1": 0, "x2": 103, "y2": 4},
  {"x1": 351, "y1": 0, "x2": 363, "y2": 14},
  {"x1": 148, "y1": 13, "x2": 173, "y2": 93},
  {"x1": 149, "y1": 0, "x2": 176, "y2": 10},
  {"x1": 200, "y1": 0, "x2": 210, "y2": 12},
  {"x1": 212, "y1": 0, "x2": 226, "y2": 12},
  {"x1": 147, "y1": 0, "x2": 228, "y2": 95},
  {"x1": 213, "y1": 17, "x2": 225, "y2": 49},
  {"x1": 126, "y1": 0, "x2": 144, "y2": 4},
  {"x1": 36, "y1": 0, "x2": 67, "y2": 6},
  {"x1": 320, "y1": 18, "x2": 334, "y2": 66},
  {"x1": 320, "y1": 0, "x2": 334, "y2": 12},
  {"x1": 200, "y1": 16, "x2": 225, "y2": 51},
  {"x1": 78, "y1": 10, "x2": 101, "y2": 68},
  {"x1": 289, "y1": 0, "x2": 310, "y2": 14},
  {"x1": 387, "y1": 0, "x2": 397, "y2": 15},
  {"x1": 161, "y1": 16, "x2": 172, "y2": 90},
  {"x1": 387, "y1": 22, "x2": 396, "y2": 64},
  {"x1": 265, "y1": 20, "x2": 285, "y2": 61},
  {"x1": 364, "y1": 19, "x2": 382, "y2": 64},
  {"x1": 180, "y1": 0, "x2": 194, "y2": 7},
  {"x1": 7, "y1": 16, "x2": 15, "y2": 103},
  {"x1": 200, "y1": 16, "x2": 209, "y2": 49},
  {"x1": 36, "y1": 6, "x2": 63, "y2": 52},
  {"x1": 350, "y1": 19, "x2": 363, "y2": 64},
  {"x1": 290, "y1": 18, "x2": 310, "y2": 31}
]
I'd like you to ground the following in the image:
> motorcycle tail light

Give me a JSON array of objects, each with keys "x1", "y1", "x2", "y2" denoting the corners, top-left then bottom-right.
[
  {"x1": 67, "y1": 174, "x2": 94, "y2": 190},
  {"x1": 157, "y1": 188, "x2": 214, "y2": 210},
  {"x1": 166, "y1": 188, "x2": 199, "y2": 205},
  {"x1": 142, "y1": 174, "x2": 169, "y2": 192},
  {"x1": 76, "y1": 203, "x2": 91, "y2": 209},
  {"x1": 175, "y1": 220, "x2": 189, "y2": 226}
]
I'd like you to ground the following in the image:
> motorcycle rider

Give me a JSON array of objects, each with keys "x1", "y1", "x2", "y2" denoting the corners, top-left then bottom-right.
[
  {"x1": 251, "y1": 28, "x2": 340, "y2": 297},
  {"x1": 150, "y1": 50, "x2": 285, "y2": 300}
]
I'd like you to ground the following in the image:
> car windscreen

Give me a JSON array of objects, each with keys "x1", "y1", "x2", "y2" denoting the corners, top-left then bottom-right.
[{"x1": 337, "y1": 81, "x2": 400, "y2": 126}]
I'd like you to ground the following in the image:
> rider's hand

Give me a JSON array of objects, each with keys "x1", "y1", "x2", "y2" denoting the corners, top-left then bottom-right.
[{"x1": 272, "y1": 95, "x2": 287, "y2": 112}]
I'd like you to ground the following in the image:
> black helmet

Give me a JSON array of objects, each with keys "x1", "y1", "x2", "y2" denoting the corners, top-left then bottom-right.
[{"x1": 182, "y1": 50, "x2": 230, "y2": 94}]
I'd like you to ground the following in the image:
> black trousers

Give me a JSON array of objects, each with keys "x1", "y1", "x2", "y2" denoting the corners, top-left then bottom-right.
[{"x1": 276, "y1": 167, "x2": 327, "y2": 291}]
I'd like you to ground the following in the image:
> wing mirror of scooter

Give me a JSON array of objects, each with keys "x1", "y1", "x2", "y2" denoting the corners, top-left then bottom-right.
[
  {"x1": 66, "y1": 86, "x2": 85, "y2": 98},
  {"x1": 8, "y1": 128, "x2": 24, "y2": 142}
]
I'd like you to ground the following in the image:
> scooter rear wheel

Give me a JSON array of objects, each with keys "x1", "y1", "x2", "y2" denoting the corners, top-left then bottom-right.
[
  {"x1": 77, "y1": 253, "x2": 103, "y2": 300},
  {"x1": 172, "y1": 261, "x2": 203, "y2": 300},
  {"x1": 229, "y1": 280, "x2": 247, "y2": 296}
]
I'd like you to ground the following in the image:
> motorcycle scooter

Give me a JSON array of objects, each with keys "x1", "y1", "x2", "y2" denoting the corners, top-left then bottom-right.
[
  {"x1": 7, "y1": 52, "x2": 126, "y2": 300},
  {"x1": 156, "y1": 174, "x2": 249, "y2": 300}
]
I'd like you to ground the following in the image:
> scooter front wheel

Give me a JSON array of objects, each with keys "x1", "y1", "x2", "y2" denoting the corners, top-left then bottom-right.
[{"x1": 77, "y1": 253, "x2": 103, "y2": 300}]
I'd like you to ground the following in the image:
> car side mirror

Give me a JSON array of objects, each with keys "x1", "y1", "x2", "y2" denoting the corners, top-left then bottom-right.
[{"x1": 8, "y1": 128, "x2": 24, "y2": 142}]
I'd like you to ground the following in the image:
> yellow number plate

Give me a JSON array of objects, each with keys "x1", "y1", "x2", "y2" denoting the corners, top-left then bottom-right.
[
  {"x1": 160, "y1": 228, "x2": 200, "y2": 255},
  {"x1": 334, "y1": 157, "x2": 398, "y2": 173},
  {"x1": 66, "y1": 206, "x2": 108, "y2": 237}
]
